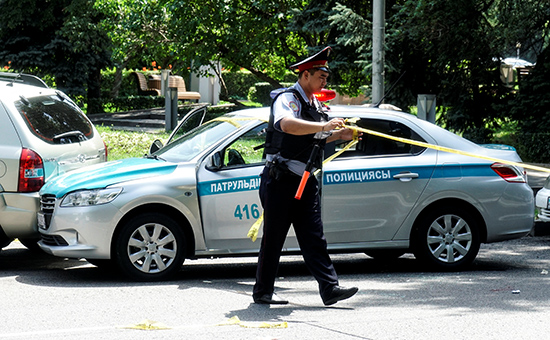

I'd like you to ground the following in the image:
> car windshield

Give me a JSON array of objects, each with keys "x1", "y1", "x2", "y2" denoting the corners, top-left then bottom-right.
[
  {"x1": 155, "y1": 119, "x2": 238, "y2": 162},
  {"x1": 14, "y1": 93, "x2": 93, "y2": 144}
]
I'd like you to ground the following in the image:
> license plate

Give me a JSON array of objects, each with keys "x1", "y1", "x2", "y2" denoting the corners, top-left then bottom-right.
[{"x1": 37, "y1": 212, "x2": 46, "y2": 230}]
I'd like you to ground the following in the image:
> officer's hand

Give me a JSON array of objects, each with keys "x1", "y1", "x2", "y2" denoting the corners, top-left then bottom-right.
[
  {"x1": 335, "y1": 128, "x2": 361, "y2": 141},
  {"x1": 322, "y1": 118, "x2": 345, "y2": 132}
]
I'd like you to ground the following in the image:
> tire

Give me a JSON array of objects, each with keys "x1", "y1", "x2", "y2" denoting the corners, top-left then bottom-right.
[
  {"x1": 413, "y1": 207, "x2": 480, "y2": 270},
  {"x1": 114, "y1": 213, "x2": 186, "y2": 281}
]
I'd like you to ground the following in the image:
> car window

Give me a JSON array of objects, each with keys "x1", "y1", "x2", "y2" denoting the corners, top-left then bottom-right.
[
  {"x1": 14, "y1": 93, "x2": 93, "y2": 144},
  {"x1": 167, "y1": 106, "x2": 208, "y2": 144},
  {"x1": 222, "y1": 123, "x2": 267, "y2": 168},
  {"x1": 331, "y1": 118, "x2": 426, "y2": 158}
]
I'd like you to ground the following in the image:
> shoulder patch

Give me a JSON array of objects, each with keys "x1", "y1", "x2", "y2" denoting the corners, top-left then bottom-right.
[{"x1": 289, "y1": 101, "x2": 299, "y2": 113}]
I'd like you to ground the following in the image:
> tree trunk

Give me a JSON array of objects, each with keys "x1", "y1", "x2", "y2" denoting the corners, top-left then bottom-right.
[{"x1": 87, "y1": 68, "x2": 102, "y2": 114}]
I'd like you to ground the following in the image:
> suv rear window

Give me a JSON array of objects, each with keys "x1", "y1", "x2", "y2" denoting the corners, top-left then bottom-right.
[{"x1": 14, "y1": 93, "x2": 93, "y2": 144}]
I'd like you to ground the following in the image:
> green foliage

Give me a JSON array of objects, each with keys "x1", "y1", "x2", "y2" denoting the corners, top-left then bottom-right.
[
  {"x1": 3, "y1": 0, "x2": 550, "y2": 162},
  {"x1": 515, "y1": 133, "x2": 550, "y2": 163},
  {"x1": 0, "y1": 0, "x2": 111, "y2": 113},
  {"x1": 248, "y1": 82, "x2": 295, "y2": 106},
  {"x1": 509, "y1": 47, "x2": 550, "y2": 133},
  {"x1": 90, "y1": 96, "x2": 166, "y2": 114},
  {"x1": 97, "y1": 126, "x2": 170, "y2": 160},
  {"x1": 101, "y1": 68, "x2": 144, "y2": 98},
  {"x1": 222, "y1": 71, "x2": 263, "y2": 100},
  {"x1": 292, "y1": 1, "x2": 369, "y2": 95},
  {"x1": 506, "y1": 46, "x2": 550, "y2": 162}
]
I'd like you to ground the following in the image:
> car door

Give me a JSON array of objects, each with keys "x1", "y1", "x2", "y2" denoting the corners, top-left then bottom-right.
[
  {"x1": 321, "y1": 117, "x2": 437, "y2": 245},
  {"x1": 195, "y1": 122, "x2": 268, "y2": 253},
  {"x1": 165, "y1": 105, "x2": 209, "y2": 145}
]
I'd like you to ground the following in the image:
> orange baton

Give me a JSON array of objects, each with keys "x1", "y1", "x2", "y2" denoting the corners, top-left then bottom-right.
[{"x1": 295, "y1": 143, "x2": 321, "y2": 200}]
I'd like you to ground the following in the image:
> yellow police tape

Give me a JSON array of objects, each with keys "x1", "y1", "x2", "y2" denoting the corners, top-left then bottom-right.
[
  {"x1": 120, "y1": 316, "x2": 288, "y2": 331},
  {"x1": 247, "y1": 118, "x2": 550, "y2": 242},
  {"x1": 120, "y1": 319, "x2": 171, "y2": 330},
  {"x1": 212, "y1": 116, "x2": 268, "y2": 128},
  {"x1": 247, "y1": 135, "x2": 360, "y2": 242},
  {"x1": 341, "y1": 121, "x2": 550, "y2": 173},
  {"x1": 217, "y1": 315, "x2": 288, "y2": 329}
]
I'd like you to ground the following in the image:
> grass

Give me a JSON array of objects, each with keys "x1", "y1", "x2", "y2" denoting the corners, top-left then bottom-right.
[{"x1": 97, "y1": 126, "x2": 170, "y2": 161}]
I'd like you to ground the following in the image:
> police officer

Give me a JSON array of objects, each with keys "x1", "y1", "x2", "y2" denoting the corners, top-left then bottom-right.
[{"x1": 253, "y1": 47, "x2": 359, "y2": 306}]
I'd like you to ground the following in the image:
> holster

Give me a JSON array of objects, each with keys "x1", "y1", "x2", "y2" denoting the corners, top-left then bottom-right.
[{"x1": 268, "y1": 159, "x2": 291, "y2": 181}]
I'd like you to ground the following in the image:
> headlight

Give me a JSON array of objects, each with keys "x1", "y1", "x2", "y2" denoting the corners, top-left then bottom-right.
[{"x1": 61, "y1": 188, "x2": 122, "y2": 207}]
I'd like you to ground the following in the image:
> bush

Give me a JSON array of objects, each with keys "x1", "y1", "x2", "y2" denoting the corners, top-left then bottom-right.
[
  {"x1": 222, "y1": 70, "x2": 261, "y2": 100},
  {"x1": 87, "y1": 95, "x2": 165, "y2": 114},
  {"x1": 515, "y1": 133, "x2": 550, "y2": 163},
  {"x1": 222, "y1": 70, "x2": 297, "y2": 102},
  {"x1": 248, "y1": 82, "x2": 294, "y2": 107}
]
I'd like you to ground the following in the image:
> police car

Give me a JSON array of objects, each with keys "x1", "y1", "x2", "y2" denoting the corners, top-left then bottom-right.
[{"x1": 37, "y1": 104, "x2": 534, "y2": 281}]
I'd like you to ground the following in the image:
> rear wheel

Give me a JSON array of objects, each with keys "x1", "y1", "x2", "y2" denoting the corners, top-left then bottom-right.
[
  {"x1": 114, "y1": 213, "x2": 186, "y2": 281},
  {"x1": 413, "y1": 207, "x2": 480, "y2": 270}
]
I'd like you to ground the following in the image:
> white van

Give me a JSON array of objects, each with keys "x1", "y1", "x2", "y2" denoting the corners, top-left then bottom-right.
[{"x1": 0, "y1": 72, "x2": 107, "y2": 250}]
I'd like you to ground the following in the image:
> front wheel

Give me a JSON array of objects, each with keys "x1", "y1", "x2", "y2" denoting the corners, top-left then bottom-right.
[
  {"x1": 114, "y1": 213, "x2": 186, "y2": 281},
  {"x1": 413, "y1": 207, "x2": 481, "y2": 271}
]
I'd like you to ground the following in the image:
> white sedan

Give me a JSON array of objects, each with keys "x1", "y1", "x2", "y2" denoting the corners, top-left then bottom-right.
[
  {"x1": 37, "y1": 105, "x2": 534, "y2": 281},
  {"x1": 536, "y1": 176, "x2": 550, "y2": 222}
]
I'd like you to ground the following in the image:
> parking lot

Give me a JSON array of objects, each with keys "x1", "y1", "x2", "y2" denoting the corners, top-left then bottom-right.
[{"x1": 1, "y1": 233, "x2": 550, "y2": 340}]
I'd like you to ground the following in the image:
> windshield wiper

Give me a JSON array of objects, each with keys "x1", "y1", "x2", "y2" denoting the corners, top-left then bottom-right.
[{"x1": 53, "y1": 131, "x2": 86, "y2": 143}]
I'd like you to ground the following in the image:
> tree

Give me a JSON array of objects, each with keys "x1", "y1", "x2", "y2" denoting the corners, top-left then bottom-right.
[
  {"x1": 167, "y1": 0, "x2": 306, "y2": 86},
  {"x1": 0, "y1": 0, "x2": 111, "y2": 113},
  {"x1": 0, "y1": 0, "x2": 70, "y2": 80},
  {"x1": 328, "y1": 0, "x2": 549, "y2": 142},
  {"x1": 94, "y1": 0, "x2": 176, "y2": 98},
  {"x1": 95, "y1": 0, "x2": 371, "y2": 102}
]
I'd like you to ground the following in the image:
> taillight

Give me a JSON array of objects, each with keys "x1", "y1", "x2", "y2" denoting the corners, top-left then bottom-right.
[
  {"x1": 18, "y1": 148, "x2": 44, "y2": 192},
  {"x1": 103, "y1": 140, "x2": 108, "y2": 161},
  {"x1": 490, "y1": 163, "x2": 526, "y2": 183},
  {"x1": 314, "y1": 89, "x2": 336, "y2": 102}
]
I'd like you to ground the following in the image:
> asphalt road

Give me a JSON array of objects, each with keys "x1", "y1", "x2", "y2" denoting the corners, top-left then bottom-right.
[{"x1": 1, "y1": 235, "x2": 550, "y2": 340}]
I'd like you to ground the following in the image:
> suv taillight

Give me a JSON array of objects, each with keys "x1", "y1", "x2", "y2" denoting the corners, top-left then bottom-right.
[
  {"x1": 103, "y1": 140, "x2": 108, "y2": 161},
  {"x1": 490, "y1": 163, "x2": 526, "y2": 183},
  {"x1": 18, "y1": 148, "x2": 44, "y2": 192}
]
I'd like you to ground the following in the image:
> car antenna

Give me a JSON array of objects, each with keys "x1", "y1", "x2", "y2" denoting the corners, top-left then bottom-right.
[{"x1": 372, "y1": 71, "x2": 406, "y2": 108}]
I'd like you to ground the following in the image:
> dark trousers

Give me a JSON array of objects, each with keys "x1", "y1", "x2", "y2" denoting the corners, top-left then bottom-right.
[{"x1": 253, "y1": 167, "x2": 339, "y2": 301}]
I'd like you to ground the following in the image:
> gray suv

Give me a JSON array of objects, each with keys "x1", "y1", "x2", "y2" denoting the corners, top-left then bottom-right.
[{"x1": 0, "y1": 72, "x2": 107, "y2": 250}]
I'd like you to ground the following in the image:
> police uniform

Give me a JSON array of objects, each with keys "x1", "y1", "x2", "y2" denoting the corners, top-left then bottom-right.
[{"x1": 253, "y1": 47, "x2": 358, "y2": 305}]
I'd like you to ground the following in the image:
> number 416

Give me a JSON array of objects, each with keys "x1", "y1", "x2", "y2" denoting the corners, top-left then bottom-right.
[{"x1": 234, "y1": 204, "x2": 260, "y2": 220}]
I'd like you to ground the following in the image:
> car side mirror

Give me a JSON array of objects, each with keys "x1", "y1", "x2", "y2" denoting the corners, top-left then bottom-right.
[
  {"x1": 149, "y1": 139, "x2": 164, "y2": 154},
  {"x1": 206, "y1": 152, "x2": 223, "y2": 172}
]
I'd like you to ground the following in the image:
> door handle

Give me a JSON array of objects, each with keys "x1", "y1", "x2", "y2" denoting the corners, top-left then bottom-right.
[{"x1": 393, "y1": 172, "x2": 419, "y2": 181}]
